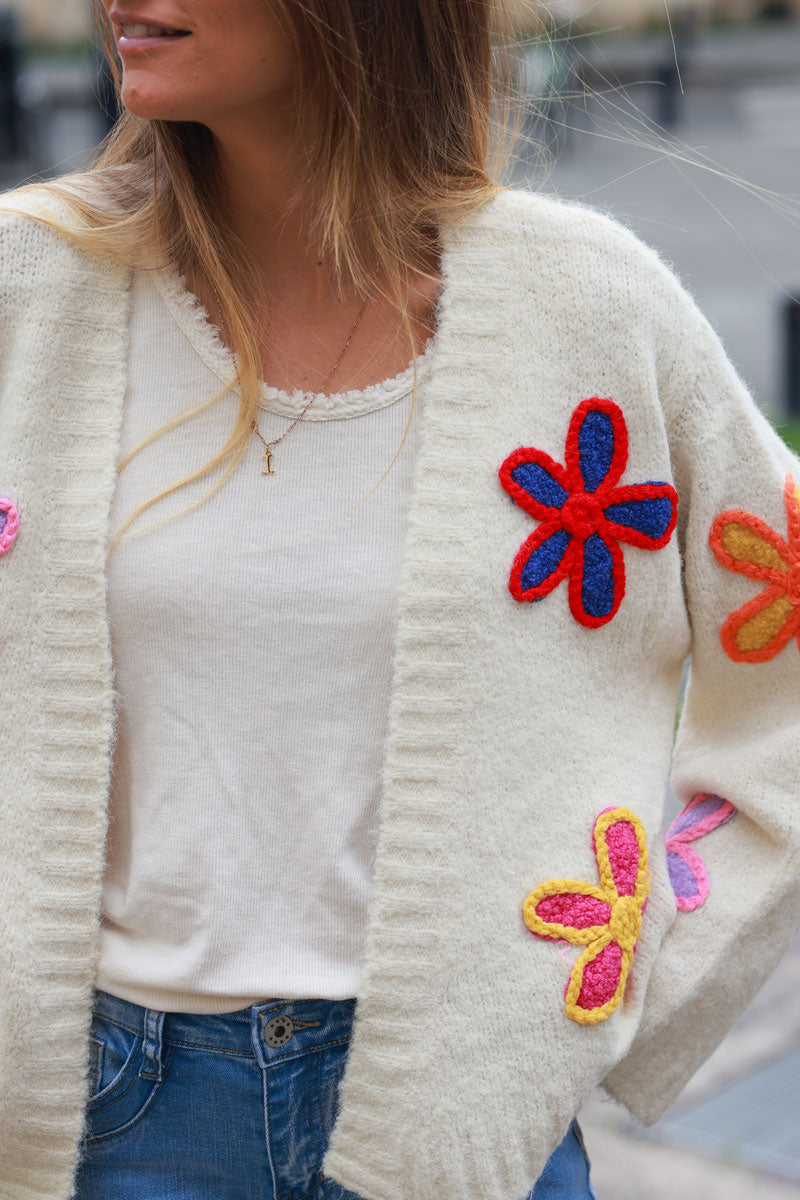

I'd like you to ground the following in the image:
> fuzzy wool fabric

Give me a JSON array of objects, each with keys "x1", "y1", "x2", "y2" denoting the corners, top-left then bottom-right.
[{"x1": 1, "y1": 181, "x2": 799, "y2": 1200}]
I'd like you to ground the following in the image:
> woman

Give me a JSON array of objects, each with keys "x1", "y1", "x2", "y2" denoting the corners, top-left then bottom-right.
[{"x1": 0, "y1": 2, "x2": 798, "y2": 1199}]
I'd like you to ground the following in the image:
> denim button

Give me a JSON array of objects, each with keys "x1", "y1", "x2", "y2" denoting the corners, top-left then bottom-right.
[{"x1": 263, "y1": 1014, "x2": 295, "y2": 1047}]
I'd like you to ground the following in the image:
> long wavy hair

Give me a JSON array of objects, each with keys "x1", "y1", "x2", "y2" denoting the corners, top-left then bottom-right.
[{"x1": 3, "y1": 0, "x2": 521, "y2": 542}]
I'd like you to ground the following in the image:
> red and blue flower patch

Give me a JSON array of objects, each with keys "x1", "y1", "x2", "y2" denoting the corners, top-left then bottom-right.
[{"x1": 498, "y1": 398, "x2": 678, "y2": 627}]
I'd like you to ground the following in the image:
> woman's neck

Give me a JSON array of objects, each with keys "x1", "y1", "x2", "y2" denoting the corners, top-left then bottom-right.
[{"x1": 187, "y1": 124, "x2": 442, "y2": 393}]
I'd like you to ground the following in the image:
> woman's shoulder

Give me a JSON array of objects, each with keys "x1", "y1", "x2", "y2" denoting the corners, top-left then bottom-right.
[
  {"x1": 0, "y1": 164, "x2": 138, "y2": 220},
  {"x1": 471, "y1": 185, "x2": 704, "y2": 345},
  {"x1": 0, "y1": 178, "x2": 133, "y2": 307},
  {"x1": 0, "y1": 187, "x2": 50, "y2": 256},
  {"x1": 476, "y1": 185, "x2": 689, "y2": 300},
  {"x1": 0, "y1": 189, "x2": 80, "y2": 329},
  {"x1": 0, "y1": 185, "x2": 89, "y2": 285},
  {"x1": 0, "y1": 183, "x2": 78, "y2": 235},
  {"x1": 480, "y1": 186, "x2": 665, "y2": 256}
]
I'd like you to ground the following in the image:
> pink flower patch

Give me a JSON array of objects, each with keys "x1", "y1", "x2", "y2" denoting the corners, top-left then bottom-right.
[{"x1": 522, "y1": 806, "x2": 651, "y2": 1025}]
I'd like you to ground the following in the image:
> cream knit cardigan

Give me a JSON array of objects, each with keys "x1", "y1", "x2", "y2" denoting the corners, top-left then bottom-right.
[{"x1": 1, "y1": 183, "x2": 799, "y2": 1200}]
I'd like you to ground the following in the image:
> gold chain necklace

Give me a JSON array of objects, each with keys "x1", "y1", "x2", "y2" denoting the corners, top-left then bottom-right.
[{"x1": 210, "y1": 280, "x2": 367, "y2": 476}]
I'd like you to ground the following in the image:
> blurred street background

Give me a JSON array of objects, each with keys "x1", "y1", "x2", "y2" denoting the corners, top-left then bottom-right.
[{"x1": 0, "y1": 1, "x2": 798, "y2": 1196}]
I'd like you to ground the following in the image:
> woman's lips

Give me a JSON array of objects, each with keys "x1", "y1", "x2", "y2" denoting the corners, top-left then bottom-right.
[{"x1": 117, "y1": 30, "x2": 191, "y2": 54}]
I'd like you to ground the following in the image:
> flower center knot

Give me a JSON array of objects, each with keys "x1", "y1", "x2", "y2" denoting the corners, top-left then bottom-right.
[
  {"x1": 560, "y1": 491, "x2": 604, "y2": 540},
  {"x1": 786, "y1": 561, "x2": 800, "y2": 606},
  {"x1": 609, "y1": 894, "x2": 641, "y2": 950}
]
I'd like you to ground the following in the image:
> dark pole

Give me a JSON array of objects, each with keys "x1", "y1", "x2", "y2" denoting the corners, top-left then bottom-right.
[
  {"x1": 654, "y1": 9, "x2": 698, "y2": 131},
  {"x1": 0, "y1": 8, "x2": 23, "y2": 160},
  {"x1": 786, "y1": 295, "x2": 800, "y2": 420}
]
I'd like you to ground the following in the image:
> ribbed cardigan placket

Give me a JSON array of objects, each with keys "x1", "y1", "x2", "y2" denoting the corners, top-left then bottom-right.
[
  {"x1": 2, "y1": 224, "x2": 132, "y2": 1198},
  {"x1": 319, "y1": 213, "x2": 510, "y2": 1196},
  {"x1": 3, "y1": 199, "x2": 507, "y2": 1200}
]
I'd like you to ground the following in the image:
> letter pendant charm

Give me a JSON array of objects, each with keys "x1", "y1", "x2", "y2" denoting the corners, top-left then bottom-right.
[{"x1": 262, "y1": 445, "x2": 275, "y2": 475}]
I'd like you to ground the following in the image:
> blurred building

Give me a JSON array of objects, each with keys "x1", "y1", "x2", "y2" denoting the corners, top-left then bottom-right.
[
  {"x1": 1, "y1": 0, "x2": 90, "y2": 43},
  {"x1": 3, "y1": 0, "x2": 800, "y2": 43},
  {"x1": 507, "y1": 0, "x2": 800, "y2": 27}
]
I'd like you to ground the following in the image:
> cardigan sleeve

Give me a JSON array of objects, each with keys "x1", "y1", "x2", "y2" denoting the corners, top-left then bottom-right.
[{"x1": 602, "y1": 267, "x2": 800, "y2": 1123}]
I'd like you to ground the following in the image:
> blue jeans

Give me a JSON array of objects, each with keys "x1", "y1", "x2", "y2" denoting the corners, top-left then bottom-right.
[{"x1": 73, "y1": 988, "x2": 597, "y2": 1200}]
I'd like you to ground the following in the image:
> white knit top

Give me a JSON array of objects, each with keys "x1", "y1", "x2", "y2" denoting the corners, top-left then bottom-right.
[{"x1": 97, "y1": 265, "x2": 435, "y2": 1012}]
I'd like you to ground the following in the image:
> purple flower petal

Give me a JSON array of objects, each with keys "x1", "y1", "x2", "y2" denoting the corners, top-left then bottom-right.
[
  {"x1": 667, "y1": 848, "x2": 701, "y2": 901},
  {"x1": 667, "y1": 794, "x2": 736, "y2": 842}
]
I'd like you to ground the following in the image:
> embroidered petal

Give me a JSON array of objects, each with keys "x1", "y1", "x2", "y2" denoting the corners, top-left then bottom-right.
[
  {"x1": 510, "y1": 524, "x2": 574, "y2": 602},
  {"x1": 666, "y1": 793, "x2": 737, "y2": 908},
  {"x1": 710, "y1": 512, "x2": 790, "y2": 584},
  {"x1": 568, "y1": 530, "x2": 624, "y2": 627},
  {"x1": 566, "y1": 935, "x2": 632, "y2": 1023},
  {"x1": 510, "y1": 459, "x2": 569, "y2": 511},
  {"x1": 523, "y1": 880, "x2": 611, "y2": 945},
  {"x1": 535, "y1": 892, "x2": 612, "y2": 928},
  {"x1": 666, "y1": 793, "x2": 736, "y2": 843},
  {"x1": 603, "y1": 482, "x2": 678, "y2": 549},
  {"x1": 721, "y1": 583, "x2": 800, "y2": 663},
  {"x1": 593, "y1": 807, "x2": 649, "y2": 901},
  {"x1": 601, "y1": 820, "x2": 639, "y2": 897},
  {"x1": 667, "y1": 843, "x2": 710, "y2": 911},
  {"x1": 667, "y1": 793, "x2": 735, "y2": 912},
  {"x1": 498, "y1": 448, "x2": 571, "y2": 520},
  {"x1": 565, "y1": 398, "x2": 628, "y2": 494},
  {"x1": 0, "y1": 497, "x2": 19, "y2": 557}
]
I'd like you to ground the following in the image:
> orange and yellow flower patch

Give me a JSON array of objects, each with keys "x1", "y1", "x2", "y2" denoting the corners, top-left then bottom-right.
[{"x1": 710, "y1": 473, "x2": 800, "y2": 663}]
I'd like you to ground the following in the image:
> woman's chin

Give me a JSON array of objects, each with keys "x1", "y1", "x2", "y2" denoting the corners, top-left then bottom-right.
[{"x1": 119, "y1": 83, "x2": 197, "y2": 123}]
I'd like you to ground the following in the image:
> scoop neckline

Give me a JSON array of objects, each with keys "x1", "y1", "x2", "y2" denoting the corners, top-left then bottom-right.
[{"x1": 152, "y1": 264, "x2": 438, "y2": 421}]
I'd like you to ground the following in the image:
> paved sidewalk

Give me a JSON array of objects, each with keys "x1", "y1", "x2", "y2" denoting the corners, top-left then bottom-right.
[{"x1": 580, "y1": 1108, "x2": 800, "y2": 1200}]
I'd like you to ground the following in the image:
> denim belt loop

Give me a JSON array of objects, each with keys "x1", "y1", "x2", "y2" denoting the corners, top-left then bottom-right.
[{"x1": 140, "y1": 1008, "x2": 166, "y2": 1081}]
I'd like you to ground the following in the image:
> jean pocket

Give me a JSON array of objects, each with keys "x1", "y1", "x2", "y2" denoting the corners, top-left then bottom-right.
[
  {"x1": 86, "y1": 1015, "x2": 139, "y2": 1105},
  {"x1": 82, "y1": 1013, "x2": 172, "y2": 1144},
  {"x1": 86, "y1": 1035, "x2": 105, "y2": 1101}
]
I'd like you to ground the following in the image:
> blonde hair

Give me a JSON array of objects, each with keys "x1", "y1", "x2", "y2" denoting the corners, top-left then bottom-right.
[{"x1": 2, "y1": 0, "x2": 524, "y2": 544}]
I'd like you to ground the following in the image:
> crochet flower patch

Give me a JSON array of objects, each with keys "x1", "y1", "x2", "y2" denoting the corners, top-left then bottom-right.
[
  {"x1": 710, "y1": 473, "x2": 800, "y2": 663},
  {"x1": 498, "y1": 399, "x2": 678, "y2": 627},
  {"x1": 522, "y1": 807, "x2": 651, "y2": 1025},
  {"x1": 665, "y1": 793, "x2": 736, "y2": 912},
  {"x1": 0, "y1": 497, "x2": 19, "y2": 557}
]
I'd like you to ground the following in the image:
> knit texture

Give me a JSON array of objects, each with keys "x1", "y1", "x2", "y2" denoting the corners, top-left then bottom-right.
[{"x1": 1, "y1": 182, "x2": 799, "y2": 1200}]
